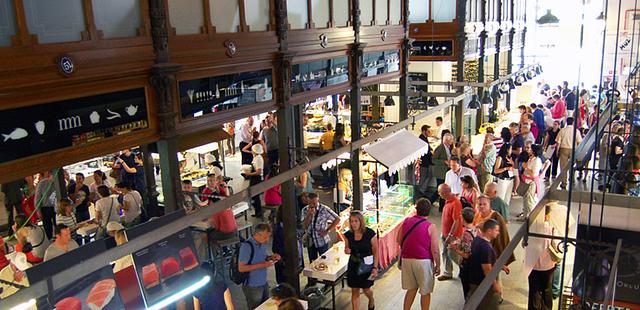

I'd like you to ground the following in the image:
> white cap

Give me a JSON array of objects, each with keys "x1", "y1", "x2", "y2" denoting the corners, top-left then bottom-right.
[
  {"x1": 205, "y1": 154, "x2": 216, "y2": 164},
  {"x1": 251, "y1": 144, "x2": 264, "y2": 155}
]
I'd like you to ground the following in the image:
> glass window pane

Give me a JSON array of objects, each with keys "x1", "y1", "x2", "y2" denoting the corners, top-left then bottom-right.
[
  {"x1": 168, "y1": 0, "x2": 204, "y2": 35},
  {"x1": 24, "y1": 0, "x2": 86, "y2": 44},
  {"x1": 311, "y1": 0, "x2": 330, "y2": 28},
  {"x1": 409, "y1": 0, "x2": 428, "y2": 23},
  {"x1": 389, "y1": 0, "x2": 402, "y2": 25},
  {"x1": 211, "y1": 0, "x2": 240, "y2": 33},
  {"x1": 291, "y1": 56, "x2": 349, "y2": 94},
  {"x1": 375, "y1": 0, "x2": 387, "y2": 25},
  {"x1": 334, "y1": 0, "x2": 350, "y2": 27},
  {"x1": 245, "y1": 0, "x2": 269, "y2": 32},
  {"x1": 360, "y1": 0, "x2": 373, "y2": 26},
  {"x1": 92, "y1": 0, "x2": 141, "y2": 39},
  {"x1": 287, "y1": 0, "x2": 308, "y2": 29},
  {"x1": 432, "y1": 0, "x2": 455, "y2": 22},
  {"x1": 179, "y1": 69, "x2": 273, "y2": 120},
  {"x1": 0, "y1": 0, "x2": 17, "y2": 47}
]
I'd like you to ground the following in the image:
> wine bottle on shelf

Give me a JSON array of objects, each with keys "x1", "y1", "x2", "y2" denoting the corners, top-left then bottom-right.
[{"x1": 215, "y1": 84, "x2": 220, "y2": 98}]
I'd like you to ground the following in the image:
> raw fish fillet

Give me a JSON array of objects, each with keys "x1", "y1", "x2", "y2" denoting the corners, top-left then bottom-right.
[
  {"x1": 160, "y1": 256, "x2": 181, "y2": 278},
  {"x1": 86, "y1": 279, "x2": 116, "y2": 310},
  {"x1": 141, "y1": 263, "x2": 160, "y2": 288},
  {"x1": 56, "y1": 296, "x2": 82, "y2": 310},
  {"x1": 179, "y1": 247, "x2": 198, "y2": 270}
]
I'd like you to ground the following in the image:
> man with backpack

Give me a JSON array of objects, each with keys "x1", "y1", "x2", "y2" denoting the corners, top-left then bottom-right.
[{"x1": 236, "y1": 223, "x2": 280, "y2": 309}]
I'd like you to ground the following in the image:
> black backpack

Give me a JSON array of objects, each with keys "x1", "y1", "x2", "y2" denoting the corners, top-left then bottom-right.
[{"x1": 230, "y1": 241, "x2": 254, "y2": 285}]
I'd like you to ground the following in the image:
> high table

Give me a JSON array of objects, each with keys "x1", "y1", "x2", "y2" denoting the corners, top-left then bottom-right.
[
  {"x1": 256, "y1": 298, "x2": 308, "y2": 310},
  {"x1": 302, "y1": 242, "x2": 350, "y2": 310}
]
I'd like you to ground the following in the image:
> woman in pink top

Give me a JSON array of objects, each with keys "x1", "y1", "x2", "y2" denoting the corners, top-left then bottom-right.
[
  {"x1": 396, "y1": 198, "x2": 440, "y2": 310},
  {"x1": 460, "y1": 175, "x2": 480, "y2": 212},
  {"x1": 264, "y1": 166, "x2": 282, "y2": 206}
]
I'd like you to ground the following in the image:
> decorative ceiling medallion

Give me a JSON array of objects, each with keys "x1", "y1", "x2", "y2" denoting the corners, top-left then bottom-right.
[
  {"x1": 224, "y1": 40, "x2": 238, "y2": 57},
  {"x1": 381, "y1": 29, "x2": 388, "y2": 41},
  {"x1": 57, "y1": 55, "x2": 75, "y2": 77},
  {"x1": 319, "y1": 34, "x2": 328, "y2": 48},
  {"x1": 412, "y1": 27, "x2": 419, "y2": 33}
]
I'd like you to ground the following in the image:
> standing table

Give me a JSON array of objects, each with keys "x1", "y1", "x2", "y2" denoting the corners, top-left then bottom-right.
[{"x1": 302, "y1": 242, "x2": 350, "y2": 309}]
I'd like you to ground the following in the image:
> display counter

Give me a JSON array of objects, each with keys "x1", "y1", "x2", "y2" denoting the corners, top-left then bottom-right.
[{"x1": 337, "y1": 184, "x2": 414, "y2": 269}]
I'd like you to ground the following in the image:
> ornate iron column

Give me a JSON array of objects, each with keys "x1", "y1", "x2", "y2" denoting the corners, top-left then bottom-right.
[
  {"x1": 350, "y1": 0, "x2": 364, "y2": 210},
  {"x1": 149, "y1": 0, "x2": 182, "y2": 212},
  {"x1": 455, "y1": 0, "x2": 468, "y2": 137},
  {"x1": 273, "y1": 0, "x2": 301, "y2": 293}
]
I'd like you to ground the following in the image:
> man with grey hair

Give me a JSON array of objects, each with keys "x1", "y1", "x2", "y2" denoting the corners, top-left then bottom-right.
[
  {"x1": 238, "y1": 223, "x2": 281, "y2": 309},
  {"x1": 484, "y1": 182, "x2": 509, "y2": 220},
  {"x1": 437, "y1": 183, "x2": 463, "y2": 281}
]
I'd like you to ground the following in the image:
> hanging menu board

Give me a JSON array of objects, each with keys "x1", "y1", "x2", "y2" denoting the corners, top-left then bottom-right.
[
  {"x1": 37, "y1": 265, "x2": 126, "y2": 310},
  {"x1": 0, "y1": 88, "x2": 148, "y2": 164},
  {"x1": 131, "y1": 229, "x2": 202, "y2": 308}
]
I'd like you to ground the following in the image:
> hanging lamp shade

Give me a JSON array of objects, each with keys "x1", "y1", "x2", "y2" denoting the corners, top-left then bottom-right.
[
  {"x1": 535, "y1": 65, "x2": 542, "y2": 75},
  {"x1": 526, "y1": 68, "x2": 537, "y2": 79},
  {"x1": 481, "y1": 92, "x2": 493, "y2": 106},
  {"x1": 468, "y1": 94, "x2": 481, "y2": 109},
  {"x1": 384, "y1": 96, "x2": 395, "y2": 106},
  {"x1": 499, "y1": 81, "x2": 510, "y2": 94},
  {"x1": 490, "y1": 85, "x2": 500, "y2": 99},
  {"x1": 514, "y1": 74, "x2": 526, "y2": 86},
  {"x1": 508, "y1": 77, "x2": 516, "y2": 90},
  {"x1": 427, "y1": 96, "x2": 439, "y2": 107},
  {"x1": 537, "y1": 9, "x2": 559, "y2": 24}
]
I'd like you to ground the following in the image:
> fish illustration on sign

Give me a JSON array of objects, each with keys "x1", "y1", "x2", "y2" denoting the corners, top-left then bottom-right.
[
  {"x1": 35, "y1": 121, "x2": 45, "y2": 135},
  {"x1": 3, "y1": 128, "x2": 28, "y2": 142},
  {"x1": 106, "y1": 109, "x2": 121, "y2": 120}
]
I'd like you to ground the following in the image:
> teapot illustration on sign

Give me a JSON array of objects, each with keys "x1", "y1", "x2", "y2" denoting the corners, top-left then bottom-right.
[{"x1": 125, "y1": 105, "x2": 138, "y2": 116}]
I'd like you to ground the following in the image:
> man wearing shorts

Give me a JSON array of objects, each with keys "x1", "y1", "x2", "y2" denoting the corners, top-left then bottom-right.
[{"x1": 397, "y1": 198, "x2": 441, "y2": 310}]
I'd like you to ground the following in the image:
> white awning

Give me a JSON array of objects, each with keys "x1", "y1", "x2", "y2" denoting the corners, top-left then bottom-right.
[{"x1": 362, "y1": 129, "x2": 429, "y2": 175}]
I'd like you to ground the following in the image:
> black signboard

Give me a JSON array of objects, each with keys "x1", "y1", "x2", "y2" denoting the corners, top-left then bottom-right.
[
  {"x1": 131, "y1": 229, "x2": 202, "y2": 308},
  {"x1": 36, "y1": 265, "x2": 126, "y2": 310},
  {"x1": 410, "y1": 40, "x2": 454, "y2": 57},
  {"x1": 178, "y1": 69, "x2": 273, "y2": 119},
  {"x1": 291, "y1": 56, "x2": 350, "y2": 94},
  {"x1": 573, "y1": 224, "x2": 640, "y2": 307},
  {"x1": 0, "y1": 88, "x2": 148, "y2": 164},
  {"x1": 362, "y1": 50, "x2": 400, "y2": 78}
]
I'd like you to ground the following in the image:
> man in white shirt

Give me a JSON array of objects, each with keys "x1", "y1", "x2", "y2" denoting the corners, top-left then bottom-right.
[
  {"x1": 44, "y1": 224, "x2": 79, "y2": 261},
  {"x1": 239, "y1": 117, "x2": 255, "y2": 165},
  {"x1": 444, "y1": 156, "x2": 478, "y2": 194},
  {"x1": 555, "y1": 117, "x2": 583, "y2": 189}
]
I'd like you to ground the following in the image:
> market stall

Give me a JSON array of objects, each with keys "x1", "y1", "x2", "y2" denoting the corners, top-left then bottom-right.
[{"x1": 304, "y1": 95, "x2": 351, "y2": 149}]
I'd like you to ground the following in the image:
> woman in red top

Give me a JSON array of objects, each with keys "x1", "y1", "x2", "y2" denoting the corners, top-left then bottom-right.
[{"x1": 577, "y1": 89, "x2": 589, "y2": 128}]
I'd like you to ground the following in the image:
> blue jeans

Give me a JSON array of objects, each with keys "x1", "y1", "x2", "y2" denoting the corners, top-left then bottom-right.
[{"x1": 242, "y1": 284, "x2": 269, "y2": 309}]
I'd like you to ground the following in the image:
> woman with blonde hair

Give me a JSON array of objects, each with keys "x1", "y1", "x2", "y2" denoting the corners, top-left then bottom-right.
[
  {"x1": 344, "y1": 211, "x2": 378, "y2": 310},
  {"x1": 457, "y1": 143, "x2": 479, "y2": 173},
  {"x1": 336, "y1": 168, "x2": 353, "y2": 212}
]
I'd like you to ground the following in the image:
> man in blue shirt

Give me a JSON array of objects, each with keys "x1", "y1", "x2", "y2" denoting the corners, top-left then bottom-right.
[{"x1": 239, "y1": 223, "x2": 281, "y2": 309}]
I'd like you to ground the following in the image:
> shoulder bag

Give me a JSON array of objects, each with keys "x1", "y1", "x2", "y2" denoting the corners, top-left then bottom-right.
[{"x1": 398, "y1": 218, "x2": 427, "y2": 269}]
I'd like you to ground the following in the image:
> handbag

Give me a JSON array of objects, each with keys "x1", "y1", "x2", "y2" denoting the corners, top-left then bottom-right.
[
  {"x1": 398, "y1": 218, "x2": 427, "y2": 269},
  {"x1": 516, "y1": 179, "x2": 530, "y2": 196},
  {"x1": 353, "y1": 255, "x2": 374, "y2": 276}
]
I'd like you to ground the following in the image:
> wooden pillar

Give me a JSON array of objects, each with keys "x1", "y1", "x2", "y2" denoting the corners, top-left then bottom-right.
[
  {"x1": 399, "y1": 34, "x2": 412, "y2": 184},
  {"x1": 149, "y1": 0, "x2": 182, "y2": 212},
  {"x1": 274, "y1": 0, "x2": 301, "y2": 293}
]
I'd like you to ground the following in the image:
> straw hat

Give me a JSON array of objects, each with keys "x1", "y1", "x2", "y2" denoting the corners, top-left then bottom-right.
[
  {"x1": 205, "y1": 154, "x2": 216, "y2": 164},
  {"x1": 251, "y1": 144, "x2": 264, "y2": 155}
]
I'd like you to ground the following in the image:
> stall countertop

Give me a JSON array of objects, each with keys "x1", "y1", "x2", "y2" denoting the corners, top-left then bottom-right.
[
  {"x1": 302, "y1": 242, "x2": 349, "y2": 282},
  {"x1": 256, "y1": 298, "x2": 308, "y2": 310}
]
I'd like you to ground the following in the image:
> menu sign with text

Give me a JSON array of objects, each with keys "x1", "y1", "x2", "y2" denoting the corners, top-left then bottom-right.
[{"x1": 0, "y1": 88, "x2": 148, "y2": 164}]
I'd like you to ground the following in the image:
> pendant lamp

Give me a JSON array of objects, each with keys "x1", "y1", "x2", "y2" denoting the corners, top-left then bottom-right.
[
  {"x1": 537, "y1": 9, "x2": 559, "y2": 24},
  {"x1": 384, "y1": 96, "x2": 395, "y2": 106},
  {"x1": 508, "y1": 77, "x2": 516, "y2": 90},
  {"x1": 468, "y1": 94, "x2": 481, "y2": 109},
  {"x1": 481, "y1": 91, "x2": 493, "y2": 107},
  {"x1": 427, "y1": 96, "x2": 439, "y2": 107},
  {"x1": 514, "y1": 74, "x2": 526, "y2": 86},
  {"x1": 499, "y1": 81, "x2": 510, "y2": 94}
]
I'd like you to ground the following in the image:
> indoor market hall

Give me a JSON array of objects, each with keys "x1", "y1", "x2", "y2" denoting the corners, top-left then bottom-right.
[{"x1": 0, "y1": 0, "x2": 638, "y2": 309}]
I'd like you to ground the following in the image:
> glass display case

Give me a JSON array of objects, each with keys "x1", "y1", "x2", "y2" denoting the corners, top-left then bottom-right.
[
  {"x1": 362, "y1": 50, "x2": 400, "y2": 78},
  {"x1": 291, "y1": 56, "x2": 349, "y2": 94},
  {"x1": 178, "y1": 69, "x2": 273, "y2": 120}
]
